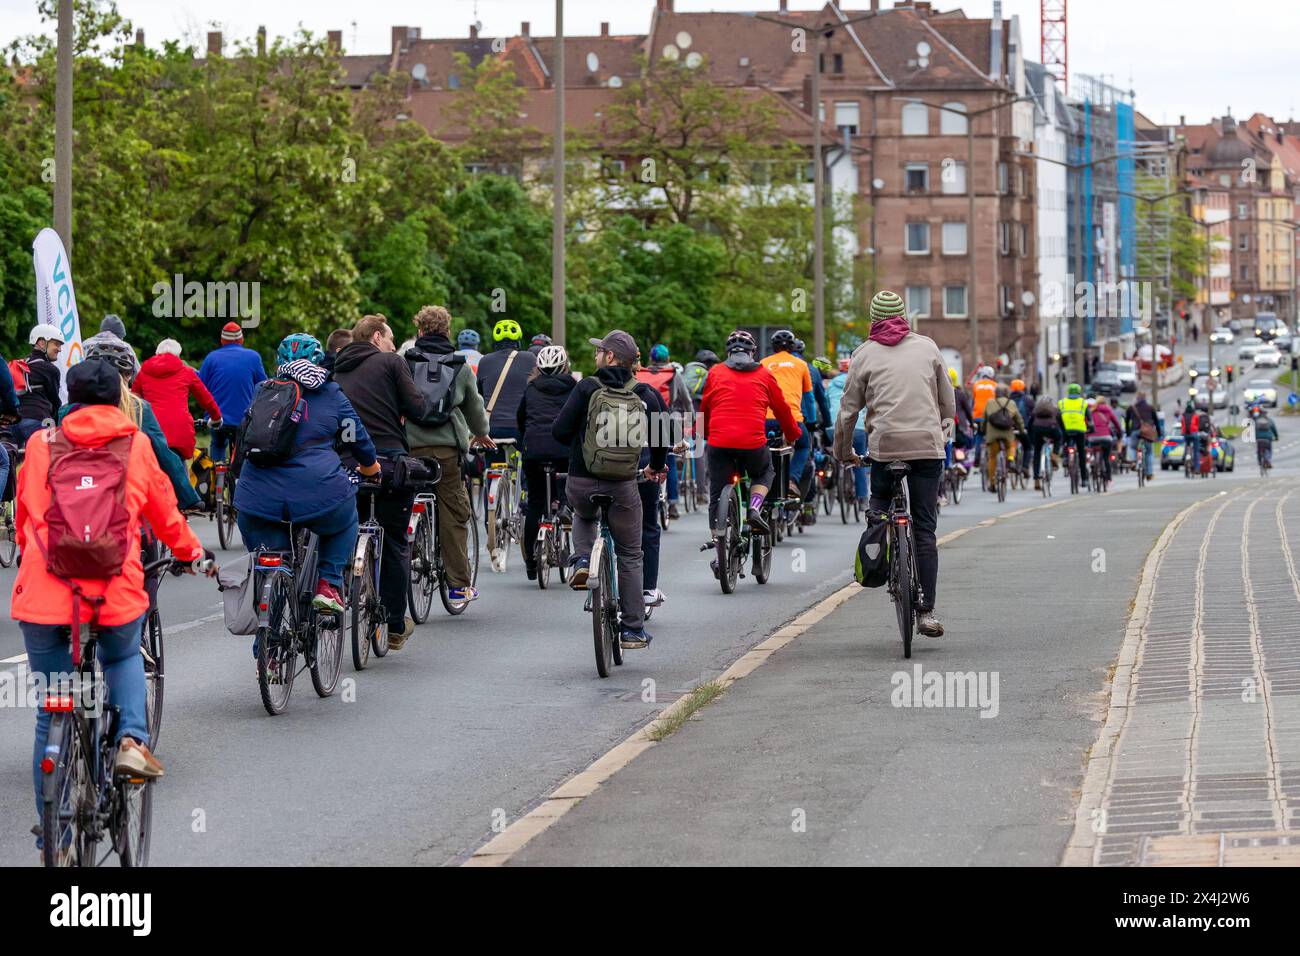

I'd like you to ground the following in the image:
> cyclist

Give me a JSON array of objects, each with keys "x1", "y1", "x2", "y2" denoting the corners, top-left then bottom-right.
[
  {"x1": 1029, "y1": 389, "x2": 1062, "y2": 490},
  {"x1": 235, "y1": 334, "x2": 380, "y2": 617},
  {"x1": 636, "y1": 343, "x2": 692, "y2": 520},
  {"x1": 552, "y1": 330, "x2": 666, "y2": 650},
  {"x1": 15, "y1": 358, "x2": 208, "y2": 812},
  {"x1": 455, "y1": 328, "x2": 484, "y2": 374},
  {"x1": 516, "y1": 344, "x2": 577, "y2": 582},
  {"x1": 132, "y1": 339, "x2": 223, "y2": 462},
  {"x1": 322, "y1": 328, "x2": 353, "y2": 373},
  {"x1": 1180, "y1": 402, "x2": 1205, "y2": 473},
  {"x1": 980, "y1": 384, "x2": 1023, "y2": 491},
  {"x1": 701, "y1": 330, "x2": 799, "y2": 535},
  {"x1": 198, "y1": 321, "x2": 266, "y2": 463},
  {"x1": 529, "y1": 333, "x2": 552, "y2": 356},
  {"x1": 14, "y1": 324, "x2": 64, "y2": 444},
  {"x1": 826, "y1": 356, "x2": 868, "y2": 507},
  {"x1": 1251, "y1": 405, "x2": 1277, "y2": 469},
  {"x1": 950, "y1": 367, "x2": 974, "y2": 471},
  {"x1": 761, "y1": 330, "x2": 813, "y2": 501},
  {"x1": 333, "y1": 315, "x2": 429, "y2": 648},
  {"x1": 682, "y1": 349, "x2": 719, "y2": 498},
  {"x1": 1009, "y1": 378, "x2": 1032, "y2": 477},
  {"x1": 1087, "y1": 394, "x2": 1123, "y2": 487},
  {"x1": 1057, "y1": 383, "x2": 1091, "y2": 481},
  {"x1": 406, "y1": 306, "x2": 497, "y2": 605},
  {"x1": 631, "y1": 365, "x2": 671, "y2": 610},
  {"x1": 1126, "y1": 391, "x2": 1160, "y2": 482},
  {"x1": 970, "y1": 365, "x2": 998, "y2": 467},
  {"x1": 834, "y1": 290, "x2": 954, "y2": 638},
  {"x1": 478, "y1": 319, "x2": 537, "y2": 443}
]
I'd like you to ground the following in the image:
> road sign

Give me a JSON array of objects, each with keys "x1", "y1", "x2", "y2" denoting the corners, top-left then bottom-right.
[{"x1": 1289, "y1": 392, "x2": 1299, "y2": 407}]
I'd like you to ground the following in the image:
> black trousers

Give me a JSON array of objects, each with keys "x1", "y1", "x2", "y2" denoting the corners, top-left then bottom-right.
[
  {"x1": 1062, "y1": 431, "x2": 1089, "y2": 478},
  {"x1": 522, "y1": 457, "x2": 568, "y2": 569},
  {"x1": 1030, "y1": 424, "x2": 1062, "y2": 479},
  {"x1": 359, "y1": 477, "x2": 416, "y2": 629},
  {"x1": 705, "y1": 445, "x2": 774, "y2": 530},
  {"x1": 868, "y1": 457, "x2": 943, "y2": 612}
]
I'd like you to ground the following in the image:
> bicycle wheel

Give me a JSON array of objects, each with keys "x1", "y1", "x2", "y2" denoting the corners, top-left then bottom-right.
[
  {"x1": 309, "y1": 603, "x2": 344, "y2": 698},
  {"x1": 350, "y1": 543, "x2": 376, "y2": 670},
  {"x1": 216, "y1": 481, "x2": 238, "y2": 551},
  {"x1": 838, "y1": 469, "x2": 850, "y2": 524},
  {"x1": 257, "y1": 573, "x2": 297, "y2": 715},
  {"x1": 591, "y1": 539, "x2": 617, "y2": 678},
  {"x1": 408, "y1": 512, "x2": 436, "y2": 624},
  {"x1": 658, "y1": 494, "x2": 668, "y2": 531},
  {"x1": 893, "y1": 525, "x2": 915, "y2": 659},
  {"x1": 41, "y1": 712, "x2": 90, "y2": 867},
  {"x1": 716, "y1": 491, "x2": 740, "y2": 594},
  {"x1": 752, "y1": 526, "x2": 772, "y2": 584},
  {"x1": 951, "y1": 471, "x2": 963, "y2": 505},
  {"x1": 537, "y1": 526, "x2": 552, "y2": 590},
  {"x1": 142, "y1": 609, "x2": 163, "y2": 749},
  {"x1": 558, "y1": 526, "x2": 572, "y2": 583},
  {"x1": 0, "y1": 500, "x2": 16, "y2": 567},
  {"x1": 490, "y1": 479, "x2": 512, "y2": 573},
  {"x1": 115, "y1": 779, "x2": 153, "y2": 868},
  {"x1": 996, "y1": 455, "x2": 1007, "y2": 503}
]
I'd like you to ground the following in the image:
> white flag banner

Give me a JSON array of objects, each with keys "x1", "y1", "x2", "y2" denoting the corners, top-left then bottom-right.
[{"x1": 32, "y1": 227, "x2": 83, "y2": 402}]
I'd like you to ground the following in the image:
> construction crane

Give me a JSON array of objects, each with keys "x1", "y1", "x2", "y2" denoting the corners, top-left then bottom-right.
[{"x1": 1041, "y1": 0, "x2": 1067, "y2": 95}]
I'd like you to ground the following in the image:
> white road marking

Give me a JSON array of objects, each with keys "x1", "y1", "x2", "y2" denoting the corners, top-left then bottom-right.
[{"x1": 0, "y1": 609, "x2": 227, "y2": 671}]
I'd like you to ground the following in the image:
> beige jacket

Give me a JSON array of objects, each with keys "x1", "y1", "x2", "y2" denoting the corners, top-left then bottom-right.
[{"x1": 833, "y1": 332, "x2": 956, "y2": 462}]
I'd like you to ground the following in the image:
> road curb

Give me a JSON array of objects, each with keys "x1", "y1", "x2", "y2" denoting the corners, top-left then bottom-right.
[{"x1": 461, "y1": 483, "x2": 1115, "y2": 867}]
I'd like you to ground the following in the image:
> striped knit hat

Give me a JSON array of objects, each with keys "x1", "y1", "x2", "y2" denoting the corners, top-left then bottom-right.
[
  {"x1": 221, "y1": 321, "x2": 243, "y2": 343},
  {"x1": 869, "y1": 289, "x2": 906, "y2": 322}
]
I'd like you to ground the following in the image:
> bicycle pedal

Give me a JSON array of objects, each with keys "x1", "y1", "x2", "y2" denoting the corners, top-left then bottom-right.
[{"x1": 698, "y1": 541, "x2": 715, "y2": 552}]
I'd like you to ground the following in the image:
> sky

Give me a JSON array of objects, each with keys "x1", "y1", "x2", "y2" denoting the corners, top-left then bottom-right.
[{"x1": 2, "y1": 0, "x2": 1294, "y2": 126}]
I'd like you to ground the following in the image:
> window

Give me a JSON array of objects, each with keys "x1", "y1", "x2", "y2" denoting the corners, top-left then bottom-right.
[
  {"x1": 999, "y1": 285, "x2": 1013, "y2": 317},
  {"x1": 901, "y1": 102, "x2": 928, "y2": 136},
  {"x1": 939, "y1": 102, "x2": 968, "y2": 135},
  {"x1": 997, "y1": 162, "x2": 1009, "y2": 194},
  {"x1": 1238, "y1": 202, "x2": 1248, "y2": 219},
  {"x1": 1017, "y1": 167, "x2": 1027, "y2": 196},
  {"x1": 818, "y1": 52, "x2": 844, "y2": 74},
  {"x1": 905, "y1": 222, "x2": 930, "y2": 254},
  {"x1": 601, "y1": 158, "x2": 625, "y2": 179},
  {"x1": 1018, "y1": 223, "x2": 1028, "y2": 257},
  {"x1": 1219, "y1": 174, "x2": 1231, "y2": 187},
  {"x1": 1238, "y1": 233, "x2": 1249, "y2": 251},
  {"x1": 998, "y1": 222, "x2": 1011, "y2": 256},
  {"x1": 1240, "y1": 264, "x2": 1249, "y2": 280},
  {"x1": 942, "y1": 221, "x2": 967, "y2": 255},
  {"x1": 905, "y1": 163, "x2": 928, "y2": 193},
  {"x1": 944, "y1": 285, "x2": 968, "y2": 318},
  {"x1": 905, "y1": 285, "x2": 931, "y2": 318},
  {"x1": 834, "y1": 101, "x2": 860, "y2": 136},
  {"x1": 941, "y1": 160, "x2": 967, "y2": 194}
]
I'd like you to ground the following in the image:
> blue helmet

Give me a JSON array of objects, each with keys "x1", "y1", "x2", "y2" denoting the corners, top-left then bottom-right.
[
  {"x1": 650, "y1": 343, "x2": 669, "y2": 364},
  {"x1": 457, "y1": 329, "x2": 480, "y2": 349},
  {"x1": 277, "y1": 332, "x2": 325, "y2": 366}
]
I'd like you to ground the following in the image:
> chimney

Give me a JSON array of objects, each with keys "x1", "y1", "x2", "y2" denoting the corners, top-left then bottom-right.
[
  {"x1": 989, "y1": 2, "x2": 1003, "y2": 81},
  {"x1": 1179, "y1": 114, "x2": 1185, "y2": 127},
  {"x1": 327, "y1": 30, "x2": 342, "y2": 52},
  {"x1": 256, "y1": 26, "x2": 266, "y2": 56},
  {"x1": 600, "y1": 22, "x2": 610, "y2": 36},
  {"x1": 521, "y1": 21, "x2": 530, "y2": 37},
  {"x1": 656, "y1": 0, "x2": 675, "y2": 12},
  {"x1": 392, "y1": 26, "x2": 407, "y2": 55},
  {"x1": 135, "y1": 28, "x2": 144, "y2": 48},
  {"x1": 207, "y1": 30, "x2": 222, "y2": 57},
  {"x1": 779, "y1": 0, "x2": 788, "y2": 11},
  {"x1": 470, "y1": 24, "x2": 479, "y2": 39},
  {"x1": 870, "y1": 0, "x2": 879, "y2": 12}
]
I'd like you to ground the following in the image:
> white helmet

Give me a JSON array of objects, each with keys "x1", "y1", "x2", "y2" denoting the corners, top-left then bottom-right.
[
  {"x1": 977, "y1": 365, "x2": 995, "y2": 379},
  {"x1": 535, "y1": 344, "x2": 570, "y2": 375},
  {"x1": 30, "y1": 323, "x2": 63, "y2": 345}
]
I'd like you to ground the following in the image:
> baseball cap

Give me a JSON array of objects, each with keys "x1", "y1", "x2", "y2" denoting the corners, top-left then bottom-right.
[{"x1": 588, "y1": 330, "x2": 639, "y2": 363}]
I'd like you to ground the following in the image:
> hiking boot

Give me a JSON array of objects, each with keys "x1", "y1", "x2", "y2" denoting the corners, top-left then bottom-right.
[
  {"x1": 312, "y1": 580, "x2": 345, "y2": 615},
  {"x1": 568, "y1": 557, "x2": 590, "y2": 590},
  {"x1": 668, "y1": 503, "x2": 681, "y2": 520},
  {"x1": 619, "y1": 626, "x2": 654, "y2": 649},
  {"x1": 115, "y1": 739, "x2": 164, "y2": 779},
  {"x1": 525, "y1": 561, "x2": 537, "y2": 581},
  {"x1": 917, "y1": 612, "x2": 944, "y2": 638},
  {"x1": 388, "y1": 617, "x2": 415, "y2": 651},
  {"x1": 1033, "y1": 478, "x2": 1041, "y2": 490}
]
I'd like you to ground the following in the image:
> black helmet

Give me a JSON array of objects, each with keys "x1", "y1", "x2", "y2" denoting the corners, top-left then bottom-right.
[
  {"x1": 771, "y1": 329, "x2": 796, "y2": 352},
  {"x1": 694, "y1": 349, "x2": 720, "y2": 366},
  {"x1": 793, "y1": 338, "x2": 806, "y2": 354},
  {"x1": 726, "y1": 330, "x2": 757, "y2": 354}
]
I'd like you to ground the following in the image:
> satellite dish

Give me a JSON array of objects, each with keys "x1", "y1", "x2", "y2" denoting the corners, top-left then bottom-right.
[
  {"x1": 411, "y1": 63, "x2": 427, "y2": 83},
  {"x1": 916, "y1": 41, "x2": 932, "y2": 57},
  {"x1": 586, "y1": 52, "x2": 599, "y2": 72},
  {"x1": 662, "y1": 44, "x2": 679, "y2": 61},
  {"x1": 872, "y1": 178, "x2": 885, "y2": 190},
  {"x1": 685, "y1": 51, "x2": 703, "y2": 69},
  {"x1": 608, "y1": 75, "x2": 622, "y2": 88},
  {"x1": 1022, "y1": 290, "x2": 1036, "y2": 307},
  {"x1": 676, "y1": 31, "x2": 693, "y2": 49},
  {"x1": 917, "y1": 56, "x2": 929, "y2": 69}
]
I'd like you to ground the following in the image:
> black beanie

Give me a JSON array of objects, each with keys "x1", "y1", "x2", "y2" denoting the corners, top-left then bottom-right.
[
  {"x1": 67, "y1": 358, "x2": 122, "y2": 407},
  {"x1": 99, "y1": 314, "x2": 127, "y2": 338}
]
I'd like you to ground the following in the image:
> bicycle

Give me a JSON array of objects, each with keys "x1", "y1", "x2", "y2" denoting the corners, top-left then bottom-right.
[
  {"x1": 657, "y1": 477, "x2": 669, "y2": 531},
  {"x1": 1258, "y1": 442, "x2": 1272, "y2": 477},
  {"x1": 877, "y1": 460, "x2": 920, "y2": 659},
  {"x1": 139, "y1": 536, "x2": 168, "y2": 749},
  {"x1": 38, "y1": 554, "x2": 199, "y2": 867},
  {"x1": 349, "y1": 481, "x2": 389, "y2": 670},
  {"x1": 677, "y1": 443, "x2": 698, "y2": 514},
  {"x1": 1038, "y1": 440, "x2": 1054, "y2": 498},
  {"x1": 995, "y1": 445, "x2": 1008, "y2": 503},
  {"x1": 533, "y1": 461, "x2": 571, "y2": 591},
  {"x1": 837, "y1": 458, "x2": 861, "y2": 524},
  {"x1": 192, "y1": 420, "x2": 239, "y2": 550},
  {"x1": 1136, "y1": 438, "x2": 1151, "y2": 488},
  {"x1": 705, "y1": 468, "x2": 774, "y2": 594},
  {"x1": 1088, "y1": 443, "x2": 1110, "y2": 493},
  {"x1": 1065, "y1": 442, "x2": 1081, "y2": 495},
  {"x1": 585, "y1": 494, "x2": 625, "y2": 678},
  {"x1": 765, "y1": 437, "x2": 794, "y2": 543},
  {"x1": 485, "y1": 438, "x2": 522, "y2": 572},
  {"x1": 0, "y1": 439, "x2": 23, "y2": 567},
  {"x1": 408, "y1": 476, "x2": 481, "y2": 619}
]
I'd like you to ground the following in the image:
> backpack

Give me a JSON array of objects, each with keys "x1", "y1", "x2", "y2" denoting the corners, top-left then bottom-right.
[
  {"x1": 854, "y1": 511, "x2": 890, "y2": 588},
  {"x1": 986, "y1": 399, "x2": 1015, "y2": 431},
  {"x1": 8, "y1": 358, "x2": 29, "y2": 395},
  {"x1": 683, "y1": 361, "x2": 709, "y2": 398},
  {"x1": 406, "y1": 350, "x2": 466, "y2": 427},
  {"x1": 581, "y1": 381, "x2": 647, "y2": 480},
  {"x1": 238, "y1": 378, "x2": 305, "y2": 467},
  {"x1": 39, "y1": 431, "x2": 133, "y2": 581},
  {"x1": 637, "y1": 366, "x2": 675, "y2": 408}
]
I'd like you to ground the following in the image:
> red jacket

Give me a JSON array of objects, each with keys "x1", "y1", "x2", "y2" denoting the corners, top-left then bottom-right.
[
  {"x1": 131, "y1": 353, "x2": 222, "y2": 459},
  {"x1": 701, "y1": 358, "x2": 800, "y2": 449},
  {"x1": 12, "y1": 405, "x2": 203, "y2": 627}
]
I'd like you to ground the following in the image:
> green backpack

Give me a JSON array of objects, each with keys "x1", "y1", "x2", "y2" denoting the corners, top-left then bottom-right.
[{"x1": 582, "y1": 382, "x2": 647, "y2": 480}]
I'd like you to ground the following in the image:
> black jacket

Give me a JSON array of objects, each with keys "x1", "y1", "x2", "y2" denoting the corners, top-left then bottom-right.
[
  {"x1": 332, "y1": 342, "x2": 427, "y2": 456},
  {"x1": 18, "y1": 350, "x2": 61, "y2": 423},
  {"x1": 552, "y1": 366, "x2": 668, "y2": 480},
  {"x1": 517, "y1": 373, "x2": 577, "y2": 460},
  {"x1": 476, "y1": 343, "x2": 536, "y2": 432}
]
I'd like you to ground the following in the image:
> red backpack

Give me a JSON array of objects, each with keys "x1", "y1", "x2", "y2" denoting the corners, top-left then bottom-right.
[
  {"x1": 8, "y1": 358, "x2": 30, "y2": 394},
  {"x1": 637, "y1": 366, "x2": 675, "y2": 408}
]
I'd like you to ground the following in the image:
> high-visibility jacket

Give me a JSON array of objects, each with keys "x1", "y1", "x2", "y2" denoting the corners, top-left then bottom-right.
[
  {"x1": 1059, "y1": 396, "x2": 1089, "y2": 433},
  {"x1": 972, "y1": 378, "x2": 997, "y2": 419}
]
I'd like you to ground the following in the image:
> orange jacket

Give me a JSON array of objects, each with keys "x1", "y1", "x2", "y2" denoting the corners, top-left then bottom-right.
[
  {"x1": 12, "y1": 405, "x2": 204, "y2": 627},
  {"x1": 972, "y1": 378, "x2": 998, "y2": 420}
]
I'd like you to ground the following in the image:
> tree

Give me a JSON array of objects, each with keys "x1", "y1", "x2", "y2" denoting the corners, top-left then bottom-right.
[{"x1": 441, "y1": 52, "x2": 540, "y2": 172}]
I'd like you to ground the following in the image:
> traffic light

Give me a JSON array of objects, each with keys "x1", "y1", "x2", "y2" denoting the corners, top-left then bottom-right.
[{"x1": 1226, "y1": 364, "x2": 1234, "y2": 383}]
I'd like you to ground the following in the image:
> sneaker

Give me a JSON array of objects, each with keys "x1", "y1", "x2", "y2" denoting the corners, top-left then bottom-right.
[
  {"x1": 489, "y1": 548, "x2": 506, "y2": 573},
  {"x1": 619, "y1": 626, "x2": 654, "y2": 649},
  {"x1": 746, "y1": 507, "x2": 770, "y2": 534},
  {"x1": 115, "y1": 739, "x2": 164, "y2": 779},
  {"x1": 917, "y1": 612, "x2": 944, "y2": 638},
  {"x1": 312, "y1": 580, "x2": 345, "y2": 615},
  {"x1": 568, "y1": 557, "x2": 590, "y2": 590},
  {"x1": 1033, "y1": 479, "x2": 1041, "y2": 490},
  {"x1": 388, "y1": 617, "x2": 415, "y2": 651},
  {"x1": 710, "y1": 558, "x2": 720, "y2": 580},
  {"x1": 802, "y1": 511, "x2": 817, "y2": 526},
  {"x1": 668, "y1": 503, "x2": 681, "y2": 520},
  {"x1": 643, "y1": 588, "x2": 665, "y2": 608},
  {"x1": 447, "y1": 586, "x2": 478, "y2": 604},
  {"x1": 525, "y1": 561, "x2": 538, "y2": 581}
]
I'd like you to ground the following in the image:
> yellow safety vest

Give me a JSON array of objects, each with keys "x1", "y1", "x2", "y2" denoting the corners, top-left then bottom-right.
[{"x1": 1058, "y1": 397, "x2": 1088, "y2": 433}]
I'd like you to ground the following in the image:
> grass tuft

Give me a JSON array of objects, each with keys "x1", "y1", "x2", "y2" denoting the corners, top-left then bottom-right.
[{"x1": 647, "y1": 681, "x2": 724, "y2": 742}]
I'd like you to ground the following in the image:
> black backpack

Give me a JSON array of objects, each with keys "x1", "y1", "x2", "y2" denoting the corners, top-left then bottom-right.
[
  {"x1": 406, "y1": 350, "x2": 465, "y2": 427},
  {"x1": 854, "y1": 511, "x2": 890, "y2": 588},
  {"x1": 237, "y1": 378, "x2": 304, "y2": 467},
  {"x1": 986, "y1": 399, "x2": 1015, "y2": 431}
]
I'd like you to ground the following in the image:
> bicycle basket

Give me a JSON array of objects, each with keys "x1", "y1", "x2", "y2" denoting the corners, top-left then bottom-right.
[{"x1": 854, "y1": 510, "x2": 890, "y2": 588}]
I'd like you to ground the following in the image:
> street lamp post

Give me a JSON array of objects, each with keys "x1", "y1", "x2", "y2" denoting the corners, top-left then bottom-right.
[
  {"x1": 54, "y1": 0, "x2": 73, "y2": 255},
  {"x1": 1114, "y1": 188, "x2": 1183, "y2": 411},
  {"x1": 551, "y1": 0, "x2": 565, "y2": 346}
]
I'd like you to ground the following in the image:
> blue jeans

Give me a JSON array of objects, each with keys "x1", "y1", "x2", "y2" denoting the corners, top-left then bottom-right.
[
  {"x1": 13, "y1": 418, "x2": 44, "y2": 444},
  {"x1": 853, "y1": 430, "x2": 869, "y2": 499},
  {"x1": 665, "y1": 452, "x2": 679, "y2": 504},
  {"x1": 237, "y1": 497, "x2": 358, "y2": 587},
  {"x1": 0, "y1": 441, "x2": 8, "y2": 501},
  {"x1": 22, "y1": 615, "x2": 148, "y2": 822}
]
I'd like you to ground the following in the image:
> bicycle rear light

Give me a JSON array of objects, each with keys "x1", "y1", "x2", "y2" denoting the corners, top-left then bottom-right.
[
  {"x1": 43, "y1": 695, "x2": 75, "y2": 713},
  {"x1": 257, "y1": 554, "x2": 282, "y2": 567}
]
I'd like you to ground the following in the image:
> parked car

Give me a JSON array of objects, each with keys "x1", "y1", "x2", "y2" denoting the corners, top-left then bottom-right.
[
  {"x1": 1242, "y1": 378, "x2": 1279, "y2": 407},
  {"x1": 1210, "y1": 326, "x2": 1234, "y2": 345},
  {"x1": 1254, "y1": 345, "x2": 1283, "y2": 368},
  {"x1": 1236, "y1": 337, "x2": 1265, "y2": 361},
  {"x1": 1228, "y1": 318, "x2": 1243, "y2": 333},
  {"x1": 1088, "y1": 368, "x2": 1123, "y2": 397},
  {"x1": 1191, "y1": 385, "x2": 1227, "y2": 410},
  {"x1": 1160, "y1": 423, "x2": 1235, "y2": 472},
  {"x1": 1273, "y1": 330, "x2": 1293, "y2": 353},
  {"x1": 1112, "y1": 359, "x2": 1139, "y2": 391}
]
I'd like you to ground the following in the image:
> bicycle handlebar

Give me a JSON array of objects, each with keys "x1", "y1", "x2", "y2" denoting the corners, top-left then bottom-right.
[{"x1": 144, "y1": 555, "x2": 214, "y2": 577}]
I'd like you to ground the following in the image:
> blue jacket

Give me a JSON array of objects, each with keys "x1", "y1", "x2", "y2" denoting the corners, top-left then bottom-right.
[
  {"x1": 234, "y1": 374, "x2": 377, "y2": 524},
  {"x1": 0, "y1": 356, "x2": 18, "y2": 417},
  {"x1": 795, "y1": 355, "x2": 831, "y2": 430},
  {"x1": 199, "y1": 343, "x2": 266, "y2": 423},
  {"x1": 827, "y1": 372, "x2": 866, "y2": 432}
]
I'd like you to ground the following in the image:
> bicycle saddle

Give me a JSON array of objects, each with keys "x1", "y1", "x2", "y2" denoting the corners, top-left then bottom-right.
[
  {"x1": 886, "y1": 460, "x2": 911, "y2": 474},
  {"x1": 590, "y1": 493, "x2": 615, "y2": 509}
]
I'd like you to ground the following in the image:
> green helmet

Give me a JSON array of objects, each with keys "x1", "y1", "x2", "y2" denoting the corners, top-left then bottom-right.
[{"x1": 1067, "y1": 382, "x2": 1082, "y2": 397}]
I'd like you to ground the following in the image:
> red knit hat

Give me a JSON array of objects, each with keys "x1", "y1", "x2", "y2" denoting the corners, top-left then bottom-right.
[{"x1": 221, "y1": 321, "x2": 243, "y2": 343}]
